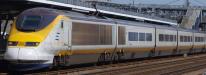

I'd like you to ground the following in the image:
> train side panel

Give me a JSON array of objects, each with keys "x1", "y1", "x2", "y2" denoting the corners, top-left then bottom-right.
[
  {"x1": 177, "y1": 30, "x2": 193, "y2": 54},
  {"x1": 193, "y1": 32, "x2": 205, "y2": 53},
  {"x1": 68, "y1": 20, "x2": 116, "y2": 65},
  {"x1": 156, "y1": 28, "x2": 177, "y2": 56},
  {"x1": 119, "y1": 25, "x2": 155, "y2": 59}
]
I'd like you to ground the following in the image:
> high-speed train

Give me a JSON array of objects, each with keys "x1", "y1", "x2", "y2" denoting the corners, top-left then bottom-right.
[{"x1": 4, "y1": 7, "x2": 206, "y2": 71}]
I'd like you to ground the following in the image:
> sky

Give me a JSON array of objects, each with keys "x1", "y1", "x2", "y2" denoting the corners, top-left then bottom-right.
[{"x1": 111, "y1": 0, "x2": 206, "y2": 6}]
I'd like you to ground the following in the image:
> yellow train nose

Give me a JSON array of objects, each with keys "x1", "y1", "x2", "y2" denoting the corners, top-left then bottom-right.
[{"x1": 8, "y1": 32, "x2": 43, "y2": 47}]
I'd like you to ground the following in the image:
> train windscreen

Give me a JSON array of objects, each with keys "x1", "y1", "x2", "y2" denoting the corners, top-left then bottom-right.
[
  {"x1": 21, "y1": 16, "x2": 41, "y2": 31},
  {"x1": 16, "y1": 8, "x2": 58, "y2": 32}
]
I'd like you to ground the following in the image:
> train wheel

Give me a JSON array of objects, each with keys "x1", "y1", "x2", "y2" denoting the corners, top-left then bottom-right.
[
  {"x1": 112, "y1": 53, "x2": 118, "y2": 64},
  {"x1": 52, "y1": 56, "x2": 60, "y2": 68},
  {"x1": 148, "y1": 50, "x2": 155, "y2": 57},
  {"x1": 97, "y1": 53, "x2": 106, "y2": 65}
]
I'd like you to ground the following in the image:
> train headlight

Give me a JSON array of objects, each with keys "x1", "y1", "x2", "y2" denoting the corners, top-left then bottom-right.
[
  {"x1": 25, "y1": 42, "x2": 40, "y2": 46},
  {"x1": 8, "y1": 41, "x2": 18, "y2": 46}
]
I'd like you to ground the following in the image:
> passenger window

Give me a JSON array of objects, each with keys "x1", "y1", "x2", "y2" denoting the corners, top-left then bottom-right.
[
  {"x1": 195, "y1": 37, "x2": 199, "y2": 42},
  {"x1": 135, "y1": 33, "x2": 139, "y2": 41},
  {"x1": 139, "y1": 33, "x2": 145, "y2": 41},
  {"x1": 159, "y1": 34, "x2": 164, "y2": 41},
  {"x1": 146, "y1": 33, "x2": 152, "y2": 41},
  {"x1": 165, "y1": 35, "x2": 169, "y2": 41},
  {"x1": 188, "y1": 36, "x2": 191, "y2": 42},
  {"x1": 195, "y1": 37, "x2": 203, "y2": 42},
  {"x1": 188, "y1": 36, "x2": 190, "y2": 42},
  {"x1": 174, "y1": 35, "x2": 177, "y2": 41},
  {"x1": 129, "y1": 32, "x2": 136, "y2": 41},
  {"x1": 184, "y1": 36, "x2": 187, "y2": 42},
  {"x1": 201, "y1": 37, "x2": 204, "y2": 42},
  {"x1": 170, "y1": 35, "x2": 173, "y2": 42},
  {"x1": 180, "y1": 36, "x2": 183, "y2": 42}
]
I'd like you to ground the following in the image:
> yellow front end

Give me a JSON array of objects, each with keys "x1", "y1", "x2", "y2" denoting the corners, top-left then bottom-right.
[{"x1": 5, "y1": 15, "x2": 63, "y2": 60}]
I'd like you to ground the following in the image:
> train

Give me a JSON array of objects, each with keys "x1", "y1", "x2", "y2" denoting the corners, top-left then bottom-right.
[{"x1": 4, "y1": 7, "x2": 206, "y2": 71}]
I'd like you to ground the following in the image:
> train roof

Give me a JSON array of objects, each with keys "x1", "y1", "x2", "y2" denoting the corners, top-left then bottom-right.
[
  {"x1": 63, "y1": 9, "x2": 178, "y2": 30},
  {"x1": 22, "y1": 8, "x2": 205, "y2": 33},
  {"x1": 65, "y1": 11, "x2": 115, "y2": 24},
  {"x1": 66, "y1": 11, "x2": 205, "y2": 33}
]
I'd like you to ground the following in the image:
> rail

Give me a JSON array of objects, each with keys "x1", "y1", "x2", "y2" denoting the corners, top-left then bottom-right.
[{"x1": 28, "y1": 54, "x2": 206, "y2": 75}]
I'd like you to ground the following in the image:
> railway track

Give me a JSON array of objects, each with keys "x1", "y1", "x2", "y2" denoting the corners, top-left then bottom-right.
[
  {"x1": 86, "y1": 54, "x2": 206, "y2": 75},
  {"x1": 28, "y1": 54, "x2": 206, "y2": 75}
]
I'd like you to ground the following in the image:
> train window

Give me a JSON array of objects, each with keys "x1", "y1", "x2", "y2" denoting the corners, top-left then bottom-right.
[
  {"x1": 180, "y1": 36, "x2": 183, "y2": 42},
  {"x1": 202, "y1": 37, "x2": 204, "y2": 42},
  {"x1": 159, "y1": 34, "x2": 177, "y2": 42},
  {"x1": 118, "y1": 26, "x2": 126, "y2": 45},
  {"x1": 189, "y1": 36, "x2": 191, "y2": 42},
  {"x1": 170, "y1": 35, "x2": 173, "y2": 42},
  {"x1": 198, "y1": 37, "x2": 200, "y2": 42},
  {"x1": 21, "y1": 16, "x2": 42, "y2": 31},
  {"x1": 188, "y1": 36, "x2": 190, "y2": 42},
  {"x1": 72, "y1": 22, "x2": 112, "y2": 45},
  {"x1": 184, "y1": 36, "x2": 187, "y2": 42},
  {"x1": 174, "y1": 35, "x2": 177, "y2": 41},
  {"x1": 191, "y1": 36, "x2": 193, "y2": 42},
  {"x1": 201, "y1": 37, "x2": 203, "y2": 42},
  {"x1": 159, "y1": 34, "x2": 164, "y2": 41},
  {"x1": 139, "y1": 33, "x2": 145, "y2": 41},
  {"x1": 135, "y1": 33, "x2": 139, "y2": 41},
  {"x1": 195, "y1": 37, "x2": 204, "y2": 42},
  {"x1": 187, "y1": 36, "x2": 190, "y2": 42},
  {"x1": 195, "y1": 37, "x2": 199, "y2": 42},
  {"x1": 146, "y1": 33, "x2": 152, "y2": 41},
  {"x1": 165, "y1": 35, "x2": 169, "y2": 41},
  {"x1": 200, "y1": 37, "x2": 202, "y2": 42},
  {"x1": 201, "y1": 37, "x2": 204, "y2": 42},
  {"x1": 128, "y1": 32, "x2": 134, "y2": 41},
  {"x1": 129, "y1": 32, "x2": 137, "y2": 41}
]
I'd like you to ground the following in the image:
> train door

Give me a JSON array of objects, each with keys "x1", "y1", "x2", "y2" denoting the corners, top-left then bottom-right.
[
  {"x1": 61, "y1": 18, "x2": 71, "y2": 50},
  {"x1": 53, "y1": 18, "x2": 71, "y2": 67}
]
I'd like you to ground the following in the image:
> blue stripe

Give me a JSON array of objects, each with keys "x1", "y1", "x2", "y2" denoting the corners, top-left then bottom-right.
[{"x1": 8, "y1": 63, "x2": 51, "y2": 71}]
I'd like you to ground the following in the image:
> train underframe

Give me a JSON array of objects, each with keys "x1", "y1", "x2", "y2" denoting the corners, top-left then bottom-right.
[{"x1": 52, "y1": 47, "x2": 206, "y2": 68}]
